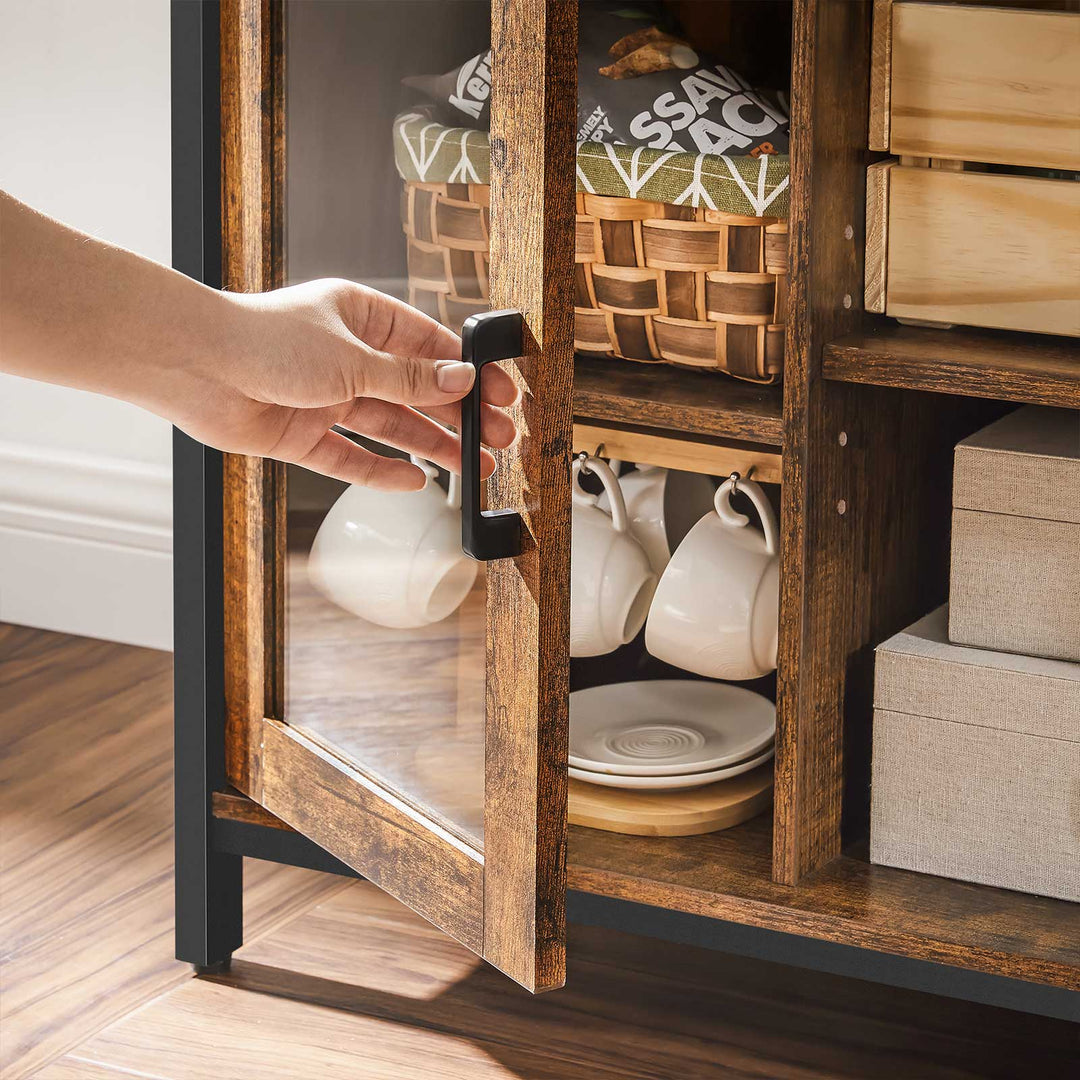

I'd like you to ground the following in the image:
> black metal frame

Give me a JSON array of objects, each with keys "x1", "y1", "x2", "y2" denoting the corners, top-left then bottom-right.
[
  {"x1": 172, "y1": 0, "x2": 241, "y2": 970},
  {"x1": 170, "y1": 0, "x2": 1078, "y2": 1022}
]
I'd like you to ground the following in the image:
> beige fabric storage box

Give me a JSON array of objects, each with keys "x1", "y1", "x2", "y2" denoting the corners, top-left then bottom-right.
[
  {"x1": 949, "y1": 406, "x2": 1080, "y2": 663},
  {"x1": 871, "y1": 607, "x2": 1080, "y2": 902}
]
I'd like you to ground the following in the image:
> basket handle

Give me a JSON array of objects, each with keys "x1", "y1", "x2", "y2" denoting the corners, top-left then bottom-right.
[{"x1": 459, "y1": 310, "x2": 523, "y2": 561}]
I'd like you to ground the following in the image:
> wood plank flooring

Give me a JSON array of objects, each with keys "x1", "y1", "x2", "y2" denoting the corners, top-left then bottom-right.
[
  {"x1": 3, "y1": 622, "x2": 1078, "y2": 1079},
  {"x1": 0, "y1": 625, "x2": 346, "y2": 1079},
  {"x1": 41, "y1": 884, "x2": 1080, "y2": 1079}
]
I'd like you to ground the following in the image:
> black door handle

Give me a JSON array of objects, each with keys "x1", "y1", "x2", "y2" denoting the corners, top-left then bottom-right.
[{"x1": 459, "y1": 310, "x2": 523, "y2": 561}]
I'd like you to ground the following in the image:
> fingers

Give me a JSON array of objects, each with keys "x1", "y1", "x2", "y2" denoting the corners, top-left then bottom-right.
[
  {"x1": 341, "y1": 346, "x2": 475, "y2": 408},
  {"x1": 346, "y1": 285, "x2": 463, "y2": 362},
  {"x1": 480, "y1": 362, "x2": 519, "y2": 408},
  {"x1": 345, "y1": 348, "x2": 519, "y2": 440},
  {"x1": 423, "y1": 399, "x2": 517, "y2": 450},
  {"x1": 336, "y1": 286, "x2": 519, "y2": 410},
  {"x1": 292, "y1": 430, "x2": 430, "y2": 491},
  {"x1": 340, "y1": 399, "x2": 497, "y2": 479}
]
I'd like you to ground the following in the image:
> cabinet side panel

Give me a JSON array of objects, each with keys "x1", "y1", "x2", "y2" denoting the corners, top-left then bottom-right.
[{"x1": 484, "y1": 0, "x2": 577, "y2": 992}]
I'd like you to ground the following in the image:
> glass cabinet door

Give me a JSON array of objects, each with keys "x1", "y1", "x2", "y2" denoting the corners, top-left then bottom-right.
[{"x1": 219, "y1": 0, "x2": 576, "y2": 992}]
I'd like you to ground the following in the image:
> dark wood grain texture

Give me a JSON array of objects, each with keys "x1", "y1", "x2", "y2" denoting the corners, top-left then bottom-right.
[
  {"x1": 209, "y1": 790, "x2": 1080, "y2": 993},
  {"x1": 776, "y1": 0, "x2": 999, "y2": 886},
  {"x1": 483, "y1": 0, "x2": 577, "y2": 992},
  {"x1": 568, "y1": 820, "x2": 1080, "y2": 993},
  {"x1": 574, "y1": 355, "x2": 784, "y2": 445},
  {"x1": 776, "y1": 0, "x2": 875, "y2": 885},
  {"x1": 823, "y1": 323, "x2": 1080, "y2": 408},
  {"x1": 220, "y1": 0, "x2": 285, "y2": 798},
  {"x1": 257, "y1": 719, "x2": 484, "y2": 953},
  {"x1": 212, "y1": 789, "x2": 293, "y2": 829}
]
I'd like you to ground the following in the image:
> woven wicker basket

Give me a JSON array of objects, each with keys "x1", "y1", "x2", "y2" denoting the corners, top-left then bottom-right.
[{"x1": 401, "y1": 181, "x2": 788, "y2": 383}]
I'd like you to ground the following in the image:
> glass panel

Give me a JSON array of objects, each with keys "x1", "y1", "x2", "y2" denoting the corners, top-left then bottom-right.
[{"x1": 283, "y1": 1, "x2": 491, "y2": 846}]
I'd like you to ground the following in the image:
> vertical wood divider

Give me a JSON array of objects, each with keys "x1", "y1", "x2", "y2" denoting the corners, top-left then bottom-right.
[
  {"x1": 221, "y1": 0, "x2": 285, "y2": 801},
  {"x1": 776, "y1": 0, "x2": 873, "y2": 885},
  {"x1": 777, "y1": 0, "x2": 997, "y2": 887},
  {"x1": 484, "y1": 0, "x2": 577, "y2": 992}
]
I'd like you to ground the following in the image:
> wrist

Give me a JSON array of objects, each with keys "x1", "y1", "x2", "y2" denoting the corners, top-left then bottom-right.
[{"x1": 122, "y1": 280, "x2": 256, "y2": 425}]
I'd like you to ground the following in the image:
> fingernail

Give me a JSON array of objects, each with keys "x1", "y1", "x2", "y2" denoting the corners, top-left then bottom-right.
[{"x1": 436, "y1": 361, "x2": 475, "y2": 394}]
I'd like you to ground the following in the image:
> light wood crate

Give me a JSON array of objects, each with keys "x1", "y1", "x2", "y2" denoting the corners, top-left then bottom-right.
[
  {"x1": 401, "y1": 181, "x2": 788, "y2": 383},
  {"x1": 870, "y1": 2, "x2": 1080, "y2": 170},
  {"x1": 865, "y1": 162, "x2": 1080, "y2": 337},
  {"x1": 866, "y1": 1, "x2": 1080, "y2": 337}
]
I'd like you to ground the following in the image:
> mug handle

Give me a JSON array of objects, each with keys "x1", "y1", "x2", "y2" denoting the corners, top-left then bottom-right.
[
  {"x1": 573, "y1": 456, "x2": 629, "y2": 533},
  {"x1": 408, "y1": 455, "x2": 439, "y2": 486},
  {"x1": 408, "y1": 455, "x2": 461, "y2": 510},
  {"x1": 714, "y1": 477, "x2": 779, "y2": 556}
]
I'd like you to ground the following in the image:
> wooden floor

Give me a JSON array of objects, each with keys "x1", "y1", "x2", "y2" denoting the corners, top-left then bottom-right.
[
  {"x1": 0, "y1": 625, "x2": 345, "y2": 1078},
  {"x1": 2, "y1": 624, "x2": 1077, "y2": 1078}
]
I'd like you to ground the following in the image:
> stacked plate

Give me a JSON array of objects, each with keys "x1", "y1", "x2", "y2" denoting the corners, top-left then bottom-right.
[{"x1": 569, "y1": 680, "x2": 775, "y2": 792}]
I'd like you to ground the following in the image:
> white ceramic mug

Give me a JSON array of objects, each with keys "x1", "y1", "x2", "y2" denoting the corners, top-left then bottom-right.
[
  {"x1": 645, "y1": 476, "x2": 779, "y2": 680},
  {"x1": 597, "y1": 462, "x2": 716, "y2": 575},
  {"x1": 571, "y1": 457, "x2": 658, "y2": 657},
  {"x1": 307, "y1": 460, "x2": 478, "y2": 629}
]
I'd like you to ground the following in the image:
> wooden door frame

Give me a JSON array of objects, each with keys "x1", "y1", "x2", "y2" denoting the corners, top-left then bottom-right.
[{"x1": 216, "y1": 0, "x2": 576, "y2": 991}]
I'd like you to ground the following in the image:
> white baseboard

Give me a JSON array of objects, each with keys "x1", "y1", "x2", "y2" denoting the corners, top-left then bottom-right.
[{"x1": 0, "y1": 442, "x2": 172, "y2": 650}]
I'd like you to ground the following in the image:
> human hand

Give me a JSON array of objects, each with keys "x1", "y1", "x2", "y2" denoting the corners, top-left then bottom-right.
[
  {"x1": 168, "y1": 279, "x2": 518, "y2": 491},
  {"x1": 0, "y1": 194, "x2": 515, "y2": 490}
]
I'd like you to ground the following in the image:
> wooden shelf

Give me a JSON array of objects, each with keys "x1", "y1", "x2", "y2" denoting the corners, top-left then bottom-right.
[
  {"x1": 573, "y1": 355, "x2": 784, "y2": 447},
  {"x1": 568, "y1": 819, "x2": 1080, "y2": 992},
  {"x1": 823, "y1": 324, "x2": 1080, "y2": 409},
  {"x1": 213, "y1": 793, "x2": 1079, "y2": 991}
]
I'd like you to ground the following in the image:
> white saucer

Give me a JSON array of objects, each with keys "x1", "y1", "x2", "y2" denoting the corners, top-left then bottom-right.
[
  {"x1": 569, "y1": 680, "x2": 776, "y2": 776},
  {"x1": 568, "y1": 744, "x2": 775, "y2": 791}
]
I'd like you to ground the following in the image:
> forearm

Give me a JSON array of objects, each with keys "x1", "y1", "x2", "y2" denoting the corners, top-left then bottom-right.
[
  {"x1": 0, "y1": 190, "x2": 515, "y2": 490},
  {"x1": 0, "y1": 189, "x2": 242, "y2": 414}
]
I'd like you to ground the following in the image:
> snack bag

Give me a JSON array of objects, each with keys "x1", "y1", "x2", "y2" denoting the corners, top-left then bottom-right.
[
  {"x1": 403, "y1": 4, "x2": 789, "y2": 157},
  {"x1": 577, "y1": 4, "x2": 788, "y2": 156},
  {"x1": 403, "y1": 50, "x2": 493, "y2": 129}
]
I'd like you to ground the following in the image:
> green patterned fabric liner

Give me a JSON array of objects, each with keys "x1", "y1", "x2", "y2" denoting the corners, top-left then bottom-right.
[{"x1": 393, "y1": 111, "x2": 790, "y2": 219}]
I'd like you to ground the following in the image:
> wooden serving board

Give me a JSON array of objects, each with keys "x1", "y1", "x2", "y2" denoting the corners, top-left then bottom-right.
[{"x1": 568, "y1": 763, "x2": 774, "y2": 837}]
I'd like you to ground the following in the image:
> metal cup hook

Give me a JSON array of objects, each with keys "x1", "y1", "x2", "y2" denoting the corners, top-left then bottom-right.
[{"x1": 576, "y1": 445, "x2": 606, "y2": 474}]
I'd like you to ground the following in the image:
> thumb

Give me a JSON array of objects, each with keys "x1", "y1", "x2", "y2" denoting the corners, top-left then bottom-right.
[{"x1": 350, "y1": 345, "x2": 476, "y2": 406}]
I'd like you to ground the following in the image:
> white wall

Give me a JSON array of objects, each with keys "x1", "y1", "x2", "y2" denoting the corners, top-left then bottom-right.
[{"x1": 0, "y1": 0, "x2": 173, "y2": 650}]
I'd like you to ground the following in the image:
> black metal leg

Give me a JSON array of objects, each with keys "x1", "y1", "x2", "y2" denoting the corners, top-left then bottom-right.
[
  {"x1": 172, "y1": 0, "x2": 240, "y2": 967},
  {"x1": 173, "y1": 431, "x2": 242, "y2": 966}
]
